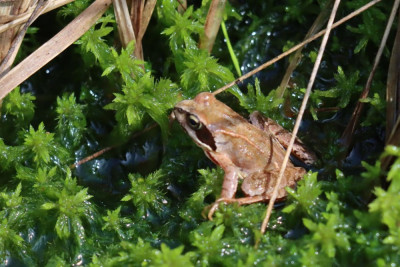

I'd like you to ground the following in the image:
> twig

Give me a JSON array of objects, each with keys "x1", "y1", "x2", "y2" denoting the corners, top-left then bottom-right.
[
  {"x1": 340, "y1": 0, "x2": 400, "y2": 150},
  {"x1": 0, "y1": 0, "x2": 112, "y2": 100},
  {"x1": 71, "y1": 121, "x2": 160, "y2": 169},
  {"x1": 260, "y1": 0, "x2": 342, "y2": 234},
  {"x1": 212, "y1": 0, "x2": 382, "y2": 96},
  {"x1": 70, "y1": 146, "x2": 115, "y2": 169}
]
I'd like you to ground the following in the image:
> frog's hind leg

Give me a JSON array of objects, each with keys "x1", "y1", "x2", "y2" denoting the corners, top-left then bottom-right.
[{"x1": 206, "y1": 195, "x2": 267, "y2": 220}]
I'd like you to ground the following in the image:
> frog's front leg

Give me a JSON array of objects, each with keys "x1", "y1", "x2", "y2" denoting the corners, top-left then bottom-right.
[{"x1": 205, "y1": 152, "x2": 239, "y2": 220}]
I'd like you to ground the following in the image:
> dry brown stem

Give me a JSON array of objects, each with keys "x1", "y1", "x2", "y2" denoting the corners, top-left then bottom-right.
[
  {"x1": 0, "y1": 0, "x2": 49, "y2": 75},
  {"x1": 177, "y1": 0, "x2": 186, "y2": 13},
  {"x1": 113, "y1": 0, "x2": 135, "y2": 47},
  {"x1": 138, "y1": 0, "x2": 155, "y2": 42},
  {"x1": 113, "y1": 0, "x2": 156, "y2": 60},
  {"x1": 199, "y1": 0, "x2": 226, "y2": 53},
  {"x1": 130, "y1": 0, "x2": 143, "y2": 59},
  {"x1": 276, "y1": 0, "x2": 333, "y2": 98},
  {"x1": 0, "y1": 0, "x2": 75, "y2": 34},
  {"x1": 0, "y1": 0, "x2": 112, "y2": 100},
  {"x1": 385, "y1": 8, "x2": 400, "y2": 142},
  {"x1": 0, "y1": 0, "x2": 35, "y2": 63},
  {"x1": 213, "y1": 0, "x2": 382, "y2": 96},
  {"x1": 381, "y1": 8, "x2": 400, "y2": 170},
  {"x1": 340, "y1": 0, "x2": 400, "y2": 150},
  {"x1": 260, "y1": 0, "x2": 342, "y2": 235}
]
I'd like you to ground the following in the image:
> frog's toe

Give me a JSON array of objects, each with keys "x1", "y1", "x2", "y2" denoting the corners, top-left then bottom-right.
[
  {"x1": 207, "y1": 202, "x2": 220, "y2": 220},
  {"x1": 201, "y1": 203, "x2": 219, "y2": 220},
  {"x1": 206, "y1": 198, "x2": 237, "y2": 220}
]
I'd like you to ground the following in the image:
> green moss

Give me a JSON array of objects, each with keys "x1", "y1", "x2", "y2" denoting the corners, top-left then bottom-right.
[{"x1": 0, "y1": 0, "x2": 395, "y2": 265}]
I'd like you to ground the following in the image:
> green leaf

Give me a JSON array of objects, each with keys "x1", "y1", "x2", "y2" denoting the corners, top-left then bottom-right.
[
  {"x1": 303, "y1": 212, "x2": 350, "y2": 258},
  {"x1": 59, "y1": 0, "x2": 91, "y2": 17},
  {"x1": 345, "y1": 4, "x2": 387, "y2": 52},
  {"x1": 2, "y1": 87, "x2": 35, "y2": 123},
  {"x1": 102, "y1": 41, "x2": 145, "y2": 82},
  {"x1": 55, "y1": 213, "x2": 71, "y2": 239},
  {"x1": 41, "y1": 202, "x2": 57, "y2": 210},
  {"x1": 24, "y1": 123, "x2": 54, "y2": 164},
  {"x1": 153, "y1": 244, "x2": 194, "y2": 266},
  {"x1": 56, "y1": 93, "x2": 87, "y2": 148},
  {"x1": 76, "y1": 15, "x2": 115, "y2": 67},
  {"x1": 0, "y1": 183, "x2": 23, "y2": 208},
  {"x1": 123, "y1": 170, "x2": 168, "y2": 216},
  {"x1": 105, "y1": 73, "x2": 178, "y2": 140},
  {"x1": 161, "y1": 5, "x2": 203, "y2": 54},
  {"x1": 234, "y1": 78, "x2": 283, "y2": 114},
  {"x1": 283, "y1": 171, "x2": 322, "y2": 217},
  {"x1": 0, "y1": 218, "x2": 24, "y2": 259},
  {"x1": 190, "y1": 223, "x2": 225, "y2": 263},
  {"x1": 181, "y1": 49, "x2": 235, "y2": 97},
  {"x1": 121, "y1": 195, "x2": 132, "y2": 202},
  {"x1": 313, "y1": 66, "x2": 361, "y2": 109}
]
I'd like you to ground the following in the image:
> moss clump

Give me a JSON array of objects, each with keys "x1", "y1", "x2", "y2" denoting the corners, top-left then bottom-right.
[{"x1": 0, "y1": 0, "x2": 396, "y2": 265}]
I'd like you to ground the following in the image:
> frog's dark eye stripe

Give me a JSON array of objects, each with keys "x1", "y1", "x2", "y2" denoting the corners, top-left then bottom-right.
[
  {"x1": 186, "y1": 114, "x2": 216, "y2": 151},
  {"x1": 195, "y1": 126, "x2": 216, "y2": 151},
  {"x1": 187, "y1": 114, "x2": 202, "y2": 130}
]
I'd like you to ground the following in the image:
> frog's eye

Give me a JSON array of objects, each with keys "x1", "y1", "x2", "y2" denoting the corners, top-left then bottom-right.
[
  {"x1": 187, "y1": 114, "x2": 202, "y2": 130},
  {"x1": 175, "y1": 107, "x2": 184, "y2": 113}
]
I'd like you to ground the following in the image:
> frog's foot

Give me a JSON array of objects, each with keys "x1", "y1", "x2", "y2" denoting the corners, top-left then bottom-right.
[
  {"x1": 205, "y1": 198, "x2": 232, "y2": 220},
  {"x1": 204, "y1": 198, "x2": 232, "y2": 220},
  {"x1": 205, "y1": 196, "x2": 266, "y2": 220}
]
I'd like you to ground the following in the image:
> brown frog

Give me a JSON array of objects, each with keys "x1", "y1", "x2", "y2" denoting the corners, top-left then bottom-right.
[{"x1": 173, "y1": 92, "x2": 316, "y2": 219}]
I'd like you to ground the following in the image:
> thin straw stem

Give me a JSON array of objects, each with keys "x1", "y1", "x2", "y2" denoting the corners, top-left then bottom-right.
[
  {"x1": 260, "y1": 0, "x2": 342, "y2": 234},
  {"x1": 213, "y1": 0, "x2": 381, "y2": 96}
]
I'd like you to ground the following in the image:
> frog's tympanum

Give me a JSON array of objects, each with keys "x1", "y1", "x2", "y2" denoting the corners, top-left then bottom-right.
[{"x1": 173, "y1": 92, "x2": 316, "y2": 219}]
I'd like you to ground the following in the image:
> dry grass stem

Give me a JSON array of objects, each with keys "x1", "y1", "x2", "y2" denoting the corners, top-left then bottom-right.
[
  {"x1": 382, "y1": 115, "x2": 400, "y2": 170},
  {"x1": 138, "y1": 0, "x2": 156, "y2": 42},
  {"x1": 381, "y1": 8, "x2": 400, "y2": 170},
  {"x1": 0, "y1": 0, "x2": 75, "y2": 34},
  {"x1": 124, "y1": 0, "x2": 156, "y2": 60},
  {"x1": 0, "y1": 0, "x2": 35, "y2": 62},
  {"x1": 0, "y1": 0, "x2": 112, "y2": 100},
  {"x1": 177, "y1": 0, "x2": 186, "y2": 13},
  {"x1": 213, "y1": 0, "x2": 382, "y2": 96},
  {"x1": 340, "y1": 0, "x2": 400, "y2": 150},
  {"x1": 276, "y1": 0, "x2": 333, "y2": 98},
  {"x1": 386, "y1": 8, "x2": 400, "y2": 141},
  {"x1": 113, "y1": 0, "x2": 135, "y2": 47},
  {"x1": 0, "y1": 0, "x2": 49, "y2": 75},
  {"x1": 199, "y1": 0, "x2": 226, "y2": 53},
  {"x1": 130, "y1": 0, "x2": 143, "y2": 59},
  {"x1": 260, "y1": 0, "x2": 342, "y2": 235}
]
